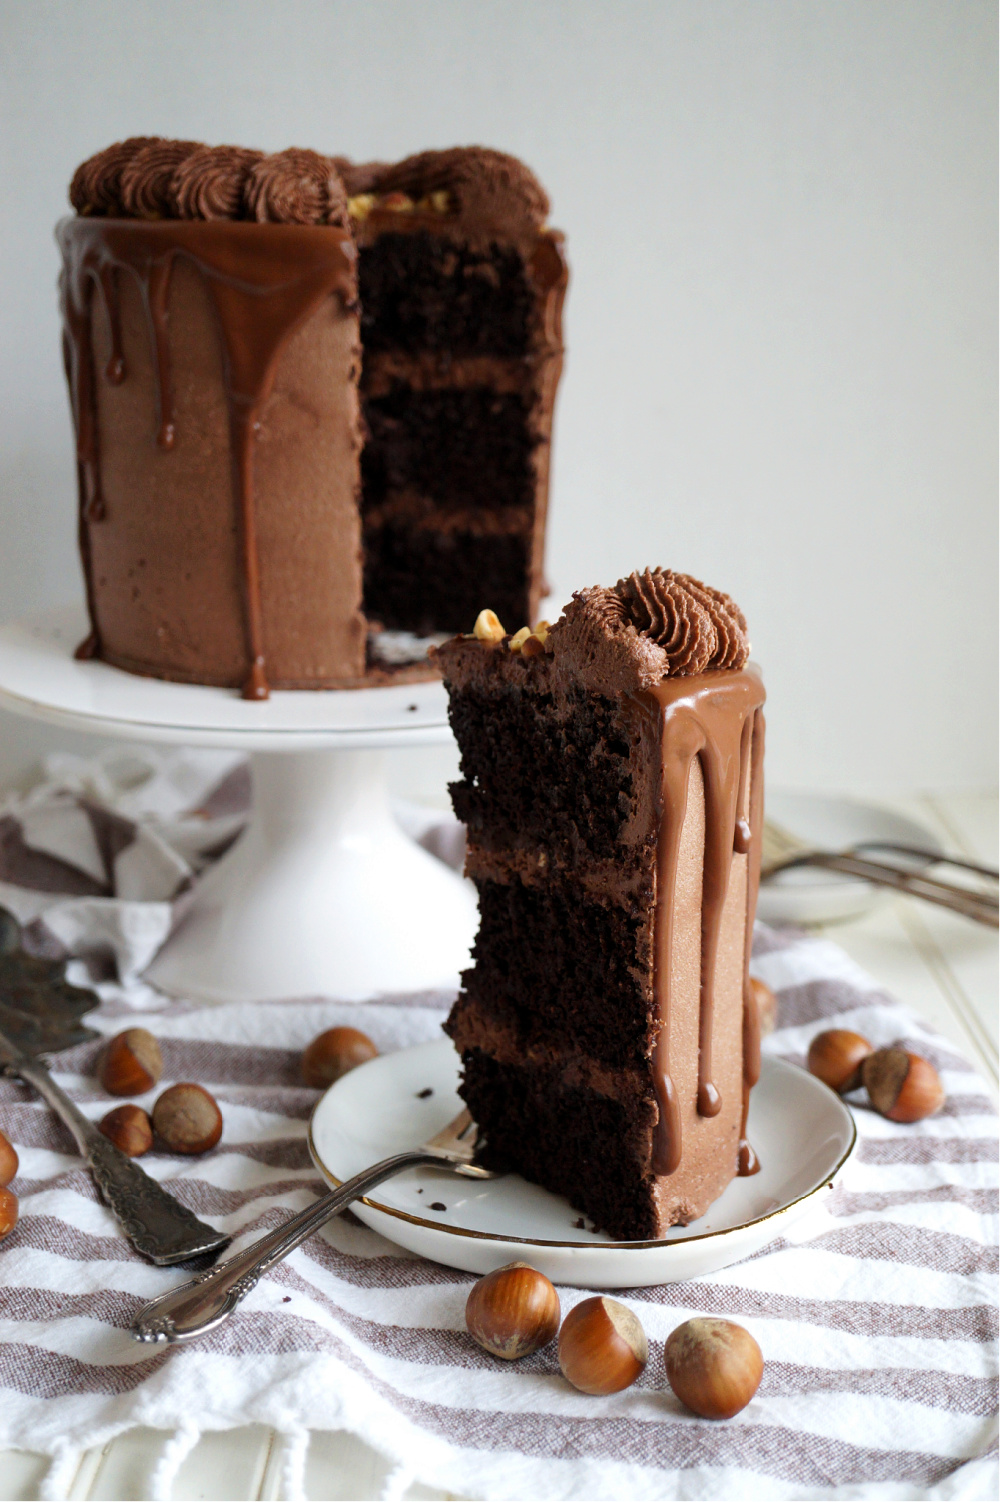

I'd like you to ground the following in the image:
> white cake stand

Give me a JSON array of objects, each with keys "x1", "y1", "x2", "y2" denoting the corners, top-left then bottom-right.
[{"x1": 0, "y1": 606, "x2": 477, "y2": 1004}]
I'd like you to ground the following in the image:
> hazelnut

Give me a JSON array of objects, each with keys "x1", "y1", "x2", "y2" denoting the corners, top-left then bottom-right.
[
  {"x1": 100, "y1": 1028, "x2": 163, "y2": 1096},
  {"x1": 98, "y1": 1103, "x2": 152, "y2": 1158},
  {"x1": 508, "y1": 626, "x2": 532, "y2": 654},
  {"x1": 862, "y1": 1047, "x2": 945, "y2": 1122},
  {"x1": 533, "y1": 620, "x2": 552, "y2": 643},
  {"x1": 152, "y1": 1083, "x2": 223, "y2": 1154},
  {"x1": 380, "y1": 191, "x2": 414, "y2": 212},
  {"x1": 473, "y1": 608, "x2": 505, "y2": 644},
  {"x1": 665, "y1": 1317, "x2": 763, "y2": 1420},
  {"x1": 423, "y1": 189, "x2": 452, "y2": 214},
  {"x1": 806, "y1": 1029, "x2": 872, "y2": 1094},
  {"x1": 749, "y1": 976, "x2": 777, "y2": 1037},
  {"x1": 347, "y1": 193, "x2": 375, "y2": 220},
  {"x1": 0, "y1": 1187, "x2": 17, "y2": 1242},
  {"x1": 558, "y1": 1296, "x2": 648, "y2": 1394},
  {"x1": 521, "y1": 634, "x2": 545, "y2": 660},
  {"x1": 465, "y1": 1262, "x2": 560, "y2": 1360},
  {"x1": 301, "y1": 1027, "x2": 378, "y2": 1090},
  {"x1": 0, "y1": 1130, "x2": 18, "y2": 1188}
]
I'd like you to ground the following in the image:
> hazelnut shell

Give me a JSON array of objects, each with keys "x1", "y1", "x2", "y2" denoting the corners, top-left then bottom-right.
[
  {"x1": 0, "y1": 1129, "x2": 18, "y2": 1188},
  {"x1": 99, "y1": 1103, "x2": 153, "y2": 1157},
  {"x1": 152, "y1": 1083, "x2": 223, "y2": 1154},
  {"x1": 465, "y1": 1261, "x2": 560, "y2": 1360},
  {"x1": 301, "y1": 1027, "x2": 378, "y2": 1090},
  {"x1": 0, "y1": 1187, "x2": 17, "y2": 1241},
  {"x1": 665, "y1": 1317, "x2": 763, "y2": 1420},
  {"x1": 558, "y1": 1295, "x2": 648, "y2": 1395},
  {"x1": 100, "y1": 1028, "x2": 163, "y2": 1096},
  {"x1": 749, "y1": 976, "x2": 777, "y2": 1037},
  {"x1": 806, "y1": 1029, "x2": 873, "y2": 1094},
  {"x1": 862, "y1": 1048, "x2": 944, "y2": 1122}
]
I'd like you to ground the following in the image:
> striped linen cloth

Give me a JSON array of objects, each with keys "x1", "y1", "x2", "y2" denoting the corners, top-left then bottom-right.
[{"x1": 0, "y1": 751, "x2": 996, "y2": 1500}]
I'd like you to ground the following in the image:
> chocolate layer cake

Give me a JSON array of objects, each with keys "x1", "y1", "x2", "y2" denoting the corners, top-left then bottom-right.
[
  {"x1": 59, "y1": 138, "x2": 567, "y2": 697},
  {"x1": 439, "y1": 571, "x2": 765, "y2": 1240}
]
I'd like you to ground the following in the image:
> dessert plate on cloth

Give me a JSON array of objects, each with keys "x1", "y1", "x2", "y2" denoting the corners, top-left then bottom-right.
[
  {"x1": 757, "y1": 790, "x2": 944, "y2": 926},
  {"x1": 309, "y1": 1039, "x2": 855, "y2": 1289}
]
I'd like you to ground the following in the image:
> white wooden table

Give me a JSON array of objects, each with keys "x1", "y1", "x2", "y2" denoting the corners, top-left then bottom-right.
[{"x1": 1, "y1": 792, "x2": 995, "y2": 1502}]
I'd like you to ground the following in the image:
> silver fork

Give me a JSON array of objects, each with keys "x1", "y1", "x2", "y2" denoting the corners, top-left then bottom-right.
[
  {"x1": 762, "y1": 820, "x2": 999, "y2": 928},
  {"x1": 131, "y1": 1108, "x2": 494, "y2": 1344}
]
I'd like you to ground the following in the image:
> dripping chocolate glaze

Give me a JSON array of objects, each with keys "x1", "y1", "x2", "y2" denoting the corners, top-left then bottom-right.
[
  {"x1": 57, "y1": 218, "x2": 357, "y2": 699},
  {"x1": 643, "y1": 668, "x2": 766, "y2": 1179}
]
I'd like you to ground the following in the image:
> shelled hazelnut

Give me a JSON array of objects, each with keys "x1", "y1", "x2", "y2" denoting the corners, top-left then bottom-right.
[
  {"x1": 99, "y1": 1104, "x2": 153, "y2": 1158},
  {"x1": 862, "y1": 1048, "x2": 944, "y2": 1123},
  {"x1": 0, "y1": 1129, "x2": 18, "y2": 1188},
  {"x1": 508, "y1": 627, "x2": 532, "y2": 654},
  {"x1": 152, "y1": 1084, "x2": 223, "y2": 1154},
  {"x1": 100, "y1": 1028, "x2": 163, "y2": 1096},
  {"x1": 665, "y1": 1317, "x2": 763, "y2": 1420},
  {"x1": 301, "y1": 1027, "x2": 378, "y2": 1090},
  {"x1": 806, "y1": 1029, "x2": 872, "y2": 1094},
  {"x1": 0, "y1": 1187, "x2": 17, "y2": 1241},
  {"x1": 465, "y1": 1262, "x2": 560, "y2": 1360},
  {"x1": 558, "y1": 1296, "x2": 648, "y2": 1394},
  {"x1": 749, "y1": 977, "x2": 777, "y2": 1037},
  {"x1": 472, "y1": 609, "x2": 505, "y2": 644}
]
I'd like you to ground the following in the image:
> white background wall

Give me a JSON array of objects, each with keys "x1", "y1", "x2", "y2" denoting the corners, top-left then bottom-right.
[{"x1": 0, "y1": 0, "x2": 995, "y2": 798}]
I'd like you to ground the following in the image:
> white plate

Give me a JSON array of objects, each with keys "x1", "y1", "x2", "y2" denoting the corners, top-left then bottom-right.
[
  {"x1": 309, "y1": 1039, "x2": 855, "y2": 1289},
  {"x1": 758, "y1": 790, "x2": 944, "y2": 926}
]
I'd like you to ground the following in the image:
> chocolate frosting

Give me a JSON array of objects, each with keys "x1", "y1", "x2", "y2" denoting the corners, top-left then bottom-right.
[
  {"x1": 170, "y1": 144, "x2": 264, "y2": 220},
  {"x1": 244, "y1": 148, "x2": 348, "y2": 228},
  {"x1": 118, "y1": 139, "x2": 201, "y2": 219},
  {"x1": 70, "y1": 136, "x2": 162, "y2": 216},
  {"x1": 69, "y1": 139, "x2": 549, "y2": 248},
  {"x1": 551, "y1": 569, "x2": 749, "y2": 692},
  {"x1": 370, "y1": 147, "x2": 549, "y2": 232}
]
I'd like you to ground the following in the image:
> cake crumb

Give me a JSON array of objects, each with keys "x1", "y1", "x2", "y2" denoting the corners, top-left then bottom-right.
[
  {"x1": 572, "y1": 1217, "x2": 585, "y2": 1230},
  {"x1": 282, "y1": 1296, "x2": 291, "y2": 1303},
  {"x1": 429, "y1": 1202, "x2": 447, "y2": 1211},
  {"x1": 416, "y1": 1087, "x2": 433, "y2": 1098}
]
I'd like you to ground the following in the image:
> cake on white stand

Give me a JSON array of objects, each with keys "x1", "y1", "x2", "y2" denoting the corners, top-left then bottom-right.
[{"x1": 0, "y1": 607, "x2": 478, "y2": 1004}]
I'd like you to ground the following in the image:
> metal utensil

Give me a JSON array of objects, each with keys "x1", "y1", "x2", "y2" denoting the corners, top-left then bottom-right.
[
  {"x1": 0, "y1": 1024, "x2": 231, "y2": 1264},
  {"x1": 0, "y1": 904, "x2": 230, "y2": 1266},
  {"x1": 762, "y1": 821, "x2": 999, "y2": 928},
  {"x1": 132, "y1": 1108, "x2": 495, "y2": 1344}
]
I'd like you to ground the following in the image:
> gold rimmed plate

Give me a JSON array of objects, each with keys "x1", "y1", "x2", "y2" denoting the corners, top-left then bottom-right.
[{"x1": 308, "y1": 1040, "x2": 856, "y2": 1288}]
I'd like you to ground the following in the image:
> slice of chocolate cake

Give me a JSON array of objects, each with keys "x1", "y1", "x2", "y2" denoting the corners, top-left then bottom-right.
[
  {"x1": 58, "y1": 139, "x2": 566, "y2": 697},
  {"x1": 438, "y1": 571, "x2": 765, "y2": 1240}
]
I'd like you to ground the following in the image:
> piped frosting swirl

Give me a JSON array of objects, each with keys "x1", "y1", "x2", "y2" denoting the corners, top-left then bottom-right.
[
  {"x1": 170, "y1": 145, "x2": 265, "y2": 220},
  {"x1": 615, "y1": 568, "x2": 749, "y2": 674},
  {"x1": 244, "y1": 148, "x2": 349, "y2": 227}
]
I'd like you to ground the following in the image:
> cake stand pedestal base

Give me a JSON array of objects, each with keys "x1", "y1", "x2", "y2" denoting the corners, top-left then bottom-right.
[
  {"x1": 147, "y1": 749, "x2": 476, "y2": 1003},
  {"x1": 0, "y1": 607, "x2": 476, "y2": 1004}
]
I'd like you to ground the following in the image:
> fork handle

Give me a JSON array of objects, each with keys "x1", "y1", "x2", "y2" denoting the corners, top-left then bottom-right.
[
  {"x1": 794, "y1": 853, "x2": 999, "y2": 926},
  {"x1": 131, "y1": 1149, "x2": 440, "y2": 1344}
]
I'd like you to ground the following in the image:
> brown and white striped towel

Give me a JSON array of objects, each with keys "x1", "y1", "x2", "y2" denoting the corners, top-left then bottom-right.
[{"x1": 0, "y1": 752, "x2": 997, "y2": 1501}]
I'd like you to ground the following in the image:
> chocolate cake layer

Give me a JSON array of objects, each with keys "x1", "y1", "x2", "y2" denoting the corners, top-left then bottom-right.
[
  {"x1": 60, "y1": 139, "x2": 567, "y2": 696},
  {"x1": 439, "y1": 571, "x2": 765, "y2": 1239}
]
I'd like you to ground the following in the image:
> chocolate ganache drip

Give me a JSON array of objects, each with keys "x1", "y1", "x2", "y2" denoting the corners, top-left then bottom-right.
[{"x1": 615, "y1": 568, "x2": 749, "y2": 675}]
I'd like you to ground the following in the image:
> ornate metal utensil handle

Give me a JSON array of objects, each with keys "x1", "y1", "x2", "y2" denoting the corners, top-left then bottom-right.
[
  {"x1": 1, "y1": 1040, "x2": 230, "y2": 1265},
  {"x1": 132, "y1": 1149, "x2": 444, "y2": 1343}
]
